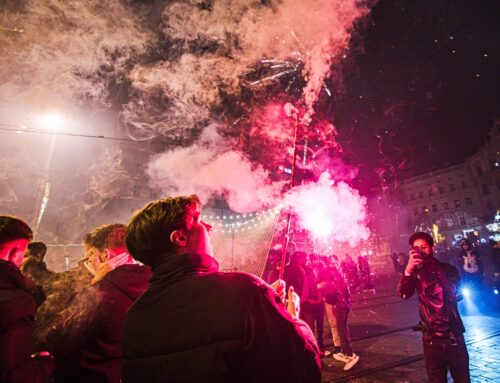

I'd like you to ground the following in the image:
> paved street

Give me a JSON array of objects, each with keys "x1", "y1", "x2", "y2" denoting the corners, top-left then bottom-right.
[{"x1": 319, "y1": 275, "x2": 500, "y2": 383}]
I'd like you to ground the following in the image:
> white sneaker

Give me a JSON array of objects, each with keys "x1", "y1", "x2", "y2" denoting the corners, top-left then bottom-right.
[
  {"x1": 333, "y1": 352, "x2": 349, "y2": 362},
  {"x1": 343, "y1": 353, "x2": 360, "y2": 371}
]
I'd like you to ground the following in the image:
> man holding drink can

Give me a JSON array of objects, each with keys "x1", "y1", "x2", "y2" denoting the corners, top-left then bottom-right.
[{"x1": 398, "y1": 232, "x2": 470, "y2": 383}]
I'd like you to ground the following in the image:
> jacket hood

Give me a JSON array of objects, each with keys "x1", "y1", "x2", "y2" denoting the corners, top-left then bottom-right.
[{"x1": 103, "y1": 264, "x2": 152, "y2": 301}]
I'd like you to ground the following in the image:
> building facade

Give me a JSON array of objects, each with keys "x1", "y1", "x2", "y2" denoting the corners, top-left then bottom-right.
[{"x1": 401, "y1": 118, "x2": 500, "y2": 244}]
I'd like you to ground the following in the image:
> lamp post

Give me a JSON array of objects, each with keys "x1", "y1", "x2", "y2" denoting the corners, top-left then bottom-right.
[{"x1": 32, "y1": 112, "x2": 65, "y2": 238}]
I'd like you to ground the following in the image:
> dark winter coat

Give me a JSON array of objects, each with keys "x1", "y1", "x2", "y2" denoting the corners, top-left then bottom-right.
[
  {"x1": 317, "y1": 263, "x2": 350, "y2": 308},
  {"x1": 40, "y1": 264, "x2": 151, "y2": 383},
  {"x1": 0, "y1": 260, "x2": 54, "y2": 383},
  {"x1": 122, "y1": 252, "x2": 321, "y2": 383},
  {"x1": 398, "y1": 257, "x2": 465, "y2": 338}
]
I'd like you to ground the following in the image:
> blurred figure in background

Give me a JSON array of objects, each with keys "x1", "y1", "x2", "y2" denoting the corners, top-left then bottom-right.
[
  {"x1": 357, "y1": 255, "x2": 375, "y2": 293},
  {"x1": 21, "y1": 241, "x2": 55, "y2": 291},
  {"x1": 458, "y1": 240, "x2": 483, "y2": 293},
  {"x1": 319, "y1": 256, "x2": 360, "y2": 371},
  {"x1": 301, "y1": 253, "x2": 325, "y2": 354},
  {"x1": 341, "y1": 254, "x2": 360, "y2": 292}
]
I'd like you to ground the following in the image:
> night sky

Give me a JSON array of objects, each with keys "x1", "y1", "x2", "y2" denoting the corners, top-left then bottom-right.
[
  {"x1": 1, "y1": 0, "x2": 499, "y2": 235},
  {"x1": 333, "y1": 0, "x2": 500, "y2": 193}
]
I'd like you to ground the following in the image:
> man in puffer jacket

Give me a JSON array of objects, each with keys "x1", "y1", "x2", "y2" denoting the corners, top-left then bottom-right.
[
  {"x1": 122, "y1": 195, "x2": 321, "y2": 383},
  {"x1": 0, "y1": 216, "x2": 54, "y2": 383}
]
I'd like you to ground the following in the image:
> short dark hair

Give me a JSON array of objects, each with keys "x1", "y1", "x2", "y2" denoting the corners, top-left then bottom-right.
[
  {"x1": 84, "y1": 224, "x2": 126, "y2": 251},
  {"x1": 0, "y1": 216, "x2": 33, "y2": 245},
  {"x1": 126, "y1": 195, "x2": 201, "y2": 266},
  {"x1": 27, "y1": 241, "x2": 47, "y2": 258},
  {"x1": 409, "y1": 232, "x2": 434, "y2": 248}
]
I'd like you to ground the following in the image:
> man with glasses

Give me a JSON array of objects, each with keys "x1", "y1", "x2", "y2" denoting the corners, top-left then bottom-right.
[{"x1": 398, "y1": 232, "x2": 470, "y2": 383}]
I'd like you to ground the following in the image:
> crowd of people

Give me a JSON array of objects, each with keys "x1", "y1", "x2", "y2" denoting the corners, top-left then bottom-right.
[
  {"x1": 262, "y1": 250, "x2": 375, "y2": 371},
  {"x1": 2, "y1": 193, "x2": 481, "y2": 383},
  {"x1": 0, "y1": 195, "x2": 322, "y2": 383}
]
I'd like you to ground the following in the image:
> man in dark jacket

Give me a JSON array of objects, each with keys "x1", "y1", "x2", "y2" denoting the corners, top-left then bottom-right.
[
  {"x1": 398, "y1": 232, "x2": 469, "y2": 383},
  {"x1": 0, "y1": 215, "x2": 54, "y2": 383},
  {"x1": 122, "y1": 195, "x2": 321, "y2": 383},
  {"x1": 37, "y1": 224, "x2": 151, "y2": 383}
]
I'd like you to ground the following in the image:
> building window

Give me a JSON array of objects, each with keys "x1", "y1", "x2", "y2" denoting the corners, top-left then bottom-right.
[
  {"x1": 461, "y1": 181, "x2": 467, "y2": 189},
  {"x1": 432, "y1": 204, "x2": 437, "y2": 213},
  {"x1": 497, "y1": 179, "x2": 500, "y2": 191},
  {"x1": 459, "y1": 216, "x2": 466, "y2": 225},
  {"x1": 428, "y1": 189, "x2": 433, "y2": 197},
  {"x1": 443, "y1": 202, "x2": 449, "y2": 210},
  {"x1": 454, "y1": 200, "x2": 461, "y2": 208},
  {"x1": 438, "y1": 186, "x2": 444, "y2": 194},
  {"x1": 445, "y1": 217, "x2": 454, "y2": 227},
  {"x1": 466, "y1": 197, "x2": 473, "y2": 206},
  {"x1": 410, "y1": 193, "x2": 415, "y2": 201},
  {"x1": 449, "y1": 184, "x2": 456, "y2": 192},
  {"x1": 482, "y1": 184, "x2": 490, "y2": 195},
  {"x1": 418, "y1": 192, "x2": 423, "y2": 199},
  {"x1": 413, "y1": 208, "x2": 418, "y2": 216}
]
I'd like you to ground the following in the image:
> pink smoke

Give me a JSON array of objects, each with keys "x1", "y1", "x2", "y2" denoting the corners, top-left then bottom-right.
[{"x1": 285, "y1": 171, "x2": 369, "y2": 247}]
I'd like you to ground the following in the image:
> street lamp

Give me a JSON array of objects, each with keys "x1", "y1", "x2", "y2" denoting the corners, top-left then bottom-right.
[{"x1": 32, "y1": 112, "x2": 66, "y2": 237}]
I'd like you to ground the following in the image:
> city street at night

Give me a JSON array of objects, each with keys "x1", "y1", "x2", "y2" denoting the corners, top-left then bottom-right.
[{"x1": 320, "y1": 275, "x2": 500, "y2": 383}]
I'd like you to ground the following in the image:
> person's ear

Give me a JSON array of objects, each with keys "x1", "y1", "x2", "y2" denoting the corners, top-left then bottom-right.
[{"x1": 170, "y1": 229, "x2": 188, "y2": 247}]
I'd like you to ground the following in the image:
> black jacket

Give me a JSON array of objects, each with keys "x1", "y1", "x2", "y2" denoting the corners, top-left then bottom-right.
[
  {"x1": 0, "y1": 260, "x2": 53, "y2": 383},
  {"x1": 122, "y1": 252, "x2": 321, "y2": 383},
  {"x1": 39, "y1": 264, "x2": 151, "y2": 383},
  {"x1": 397, "y1": 257, "x2": 465, "y2": 338}
]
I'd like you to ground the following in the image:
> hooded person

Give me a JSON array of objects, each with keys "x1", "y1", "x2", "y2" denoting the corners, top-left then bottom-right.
[
  {"x1": 35, "y1": 224, "x2": 151, "y2": 383},
  {"x1": 0, "y1": 216, "x2": 54, "y2": 383},
  {"x1": 121, "y1": 195, "x2": 321, "y2": 383}
]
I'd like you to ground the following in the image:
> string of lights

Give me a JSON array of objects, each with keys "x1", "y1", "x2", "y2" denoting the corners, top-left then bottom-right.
[{"x1": 202, "y1": 206, "x2": 282, "y2": 233}]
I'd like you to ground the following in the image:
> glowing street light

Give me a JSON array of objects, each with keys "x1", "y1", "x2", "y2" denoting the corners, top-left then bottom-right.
[
  {"x1": 32, "y1": 111, "x2": 66, "y2": 237},
  {"x1": 35, "y1": 112, "x2": 66, "y2": 131}
]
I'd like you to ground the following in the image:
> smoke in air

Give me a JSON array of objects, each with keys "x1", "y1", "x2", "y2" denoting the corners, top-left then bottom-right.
[{"x1": 285, "y1": 171, "x2": 370, "y2": 247}]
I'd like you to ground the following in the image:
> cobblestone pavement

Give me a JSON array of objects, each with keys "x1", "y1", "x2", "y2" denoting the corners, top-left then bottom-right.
[{"x1": 319, "y1": 275, "x2": 500, "y2": 383}]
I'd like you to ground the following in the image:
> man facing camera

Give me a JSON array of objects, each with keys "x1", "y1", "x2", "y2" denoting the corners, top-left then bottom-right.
[
  {"x1": 398, "y1": 232, "x2": 469, "y2": 383},
  {"x1": 122, "y1": 195, "x2": 321, "y2": 383}
]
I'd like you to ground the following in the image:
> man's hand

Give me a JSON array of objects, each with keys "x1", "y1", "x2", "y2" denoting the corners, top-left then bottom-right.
[
  {"x1": 287, "y1": 286, "x2": 300, "y2": 319},
  {"x1": 270, "y1": 279, "x2": 286, "y2": 303},
  {"x1": 405, "y1": 249, "x2": 424, "y2": 276},
  {"x1": 91, "y1": 252, "x2": 131, "y2": 284}
]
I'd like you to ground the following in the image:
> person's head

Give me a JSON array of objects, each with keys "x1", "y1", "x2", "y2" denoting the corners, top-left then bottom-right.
[
  {"x1": 461, "y1": 239, "x2": 470, "y2": 250},
  {"x1": 125, "y1": 195, "x2": 213, "y2": 267},
  {"x1": 409, "y1": 232, "x2": 434, "y2": 257},
  {"x1": 0, "y1": 216, "x2": 33, "y2": 268},
  {"x1": 25, "y1": 241, "x2": 47, "y2": 261},
  {"x1": 83, "y1": 223, "x2": 129, "y2": 269}
]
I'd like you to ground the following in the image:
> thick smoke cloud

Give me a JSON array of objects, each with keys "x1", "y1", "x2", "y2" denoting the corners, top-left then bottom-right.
[
  {"x1": 0, "y1": 0, "x2": 372, "y2": 258},
  {"x1": 148, "y1": 124, "x2": 284, "y2": 212}
]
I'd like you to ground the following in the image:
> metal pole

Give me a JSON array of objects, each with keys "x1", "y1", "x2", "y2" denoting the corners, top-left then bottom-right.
[
  {"x1": 279, "y1": 114, "x2": 300, "y2": 280},
  {"x1": 33, "y1": 134, "x2": 57, "y2": 237}
]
